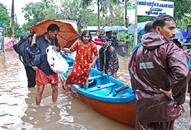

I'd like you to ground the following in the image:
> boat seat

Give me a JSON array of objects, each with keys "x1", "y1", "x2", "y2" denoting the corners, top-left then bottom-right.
[
  {"x1": 89, "y1": 82, "x2": 115, "y2": 92},
  {"x1": 112, "y1": 85, "x2": 129, "y2": 96},
  {"x1": 88, "y1": 75, "x2": 104, "y2": 81},
  {"x1": 115, "y1": 85, "x2": 129, "y2": 93}
]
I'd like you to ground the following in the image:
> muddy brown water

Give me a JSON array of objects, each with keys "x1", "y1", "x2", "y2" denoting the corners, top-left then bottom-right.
[
  {"x1": 0, "y1": 50, "x2": 133, "y2": 130},
  {"x1": 0, "y1": 50, "x2": 190, "y2": 130}
]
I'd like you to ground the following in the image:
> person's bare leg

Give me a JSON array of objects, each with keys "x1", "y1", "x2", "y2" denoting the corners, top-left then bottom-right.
[
  {"x1": 52, "y1": 84, "x2": 58, "y2": 104},
  {"x1": 63, "y1": 82, "x2": 72, "y2": 91},
  {"x1": 36, "y1": 85, "x2": 45, "y2": 106},
  {"x1": 62, "y1": 80, "x2": 67, "y2": 90}
]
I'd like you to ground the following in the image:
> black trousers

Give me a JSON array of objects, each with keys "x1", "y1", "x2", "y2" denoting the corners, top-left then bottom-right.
[{"x1": 25, "y1": 66, "x2": 36, "y2": 88}]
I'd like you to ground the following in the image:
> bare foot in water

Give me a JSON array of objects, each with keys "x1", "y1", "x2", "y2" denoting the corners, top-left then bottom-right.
[
  {"x1": 32, "y1": 103, "x2": 40, "y2": 108},
  {"x1": 51, "y1": 102, "x2": 57, "y2": 108}
]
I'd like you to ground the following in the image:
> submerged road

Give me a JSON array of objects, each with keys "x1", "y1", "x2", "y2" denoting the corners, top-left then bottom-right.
[{"x1": 0, "y1": 50, "x2": 190, "y2": 130}]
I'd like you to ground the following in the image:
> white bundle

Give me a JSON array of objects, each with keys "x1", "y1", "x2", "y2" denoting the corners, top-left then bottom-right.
[{"x1": 46, "y1": 46, "x2": 69, "y2": 73}]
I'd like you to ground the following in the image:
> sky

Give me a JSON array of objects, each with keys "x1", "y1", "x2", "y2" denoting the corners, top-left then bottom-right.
[{"x1": 0, "y1": 0, "x2": 41, "y2": 25}]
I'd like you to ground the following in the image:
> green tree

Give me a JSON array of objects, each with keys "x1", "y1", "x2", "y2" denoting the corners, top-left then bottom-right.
[
  {"x1": 22, "y1": 0, "x2": 123, "y2": 30},
  {"x1": 81, "y1": 0, "x2": 92, "y2": 8},
  {"x1": 103, "y1": 5, "x2": 124, "y2": 26},
  {"x1": 22, "y1": 0, "x2": 58, "y2": 31},
  {"x1": 181, "y1": 16, "x2": 191, "y2": 28},
  {"x1": 163, "y1": 0, "x2": 191, "y2": 26},
  {"x1": 81, "y1": 0, "x2": 121, "y2": 26},
  {"x1": 99, "y1": 0, "x2": 120, "y2": 25},
  {"x1": 0, "y1": 3, "x2": 10, "y2": 28},
  {"x1": 14, "y1": 22, "x2": 23, "y2": 38},
  {"x1": 0, "y1": 3, "x2": 22, "y2": 37},
  {"x1": 112, "y1": 6, "x2": 124, "y2": 26},
  {"x1": 59, "y1": 0, "x2": 97, "y2": 27}
]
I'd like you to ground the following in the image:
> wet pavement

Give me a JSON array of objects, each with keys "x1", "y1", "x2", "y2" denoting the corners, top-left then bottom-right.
[{"x1": 0, "y1": 50, "x2": 191, "y2": 130}]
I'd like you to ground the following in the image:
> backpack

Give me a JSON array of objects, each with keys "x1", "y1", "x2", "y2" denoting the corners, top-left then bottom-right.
[
  {"x1": 13, "y1": 32, "x2": 41, "y2": 67},
  {"x1": 26, "y1": 43, "x2": 41, "y2": 66}
]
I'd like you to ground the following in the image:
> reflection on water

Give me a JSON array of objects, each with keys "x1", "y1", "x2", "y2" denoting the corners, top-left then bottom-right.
[
  {"x1": 1, "y1": 50, "x2": 190, "y2": 130},
  {"x1": 0, "y1": 51, "x2": 28, "y2": 130},
  {"x1": 117, "y1": 56, "x2": 131, "y2": 85}
]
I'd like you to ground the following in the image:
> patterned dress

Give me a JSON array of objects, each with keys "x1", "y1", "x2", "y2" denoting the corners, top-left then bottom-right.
[{"x1": 66, "y1": 42, "x2": 98, "y2": 85}]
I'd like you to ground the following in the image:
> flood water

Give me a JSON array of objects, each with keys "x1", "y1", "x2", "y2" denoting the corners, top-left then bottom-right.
[
  {"x1": 0, "y1": 50, "x2": 133, "y2": 130},
  {"x1": 0, "y1": 50, "x2": 190, "y2": 130},
  {"x1": 117, "y1": 56, "x2": 191, "y2": 130}
]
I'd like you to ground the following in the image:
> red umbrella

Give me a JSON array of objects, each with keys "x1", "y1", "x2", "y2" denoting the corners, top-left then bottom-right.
[{"x1": 30, "y1": 20, "x2": 79, "y2": 48}]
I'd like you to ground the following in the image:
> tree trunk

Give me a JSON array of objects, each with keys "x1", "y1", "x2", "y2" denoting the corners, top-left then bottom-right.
[
  {"x1": 98, "y1": 0, "x2": 100, "y2": 30},
  {"x1": 109, "y1": 2, "x2": 115, "y2": 25},
  {"x1": 10, "y1": 0, "x2": 14, "y2": 37},
  {"x1": 124, "y1": 0, "x2": 129, "y2": 27}
]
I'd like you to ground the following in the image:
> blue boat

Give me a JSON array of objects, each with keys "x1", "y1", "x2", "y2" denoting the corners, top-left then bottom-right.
[{"x1": 60, "y1": 52, "x2": 136, "y2": 127}]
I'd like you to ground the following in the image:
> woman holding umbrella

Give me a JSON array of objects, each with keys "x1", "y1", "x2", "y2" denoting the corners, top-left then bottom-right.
[{"x1": 62, "y1": 30, "x2": 98, "y2": 89}]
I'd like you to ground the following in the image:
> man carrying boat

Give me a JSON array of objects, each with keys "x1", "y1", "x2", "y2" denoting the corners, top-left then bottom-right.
[{"x1": 128, "y1": 14, "x2": 189, "y2": 130}]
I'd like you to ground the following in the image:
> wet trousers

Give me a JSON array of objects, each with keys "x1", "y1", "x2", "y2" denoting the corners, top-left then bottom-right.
[{"x1": 25, "y1": 66, "x2": 36, "y2": 88}]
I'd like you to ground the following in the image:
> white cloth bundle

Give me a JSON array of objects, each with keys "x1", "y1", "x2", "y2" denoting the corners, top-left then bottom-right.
[{"x1": 46, "y1": 46, "x2": 69, "y2": 73}]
